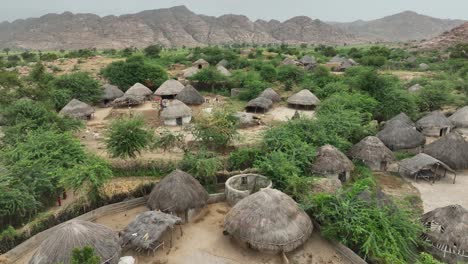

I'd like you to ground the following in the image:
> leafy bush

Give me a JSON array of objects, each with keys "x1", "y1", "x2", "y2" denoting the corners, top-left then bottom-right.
[
  {"x1": 49, "y1": 72, "x2": 101, "y2": 109},
  {"x1": 105, "y1": 117, "x2": 153, "y2": 159},
  {"x1": 179, "y1": 149, "x2": 223, "y2": 188},
  {"x1": 360, "y1": 55, "x2": 387, "y2": 67},
  {"x1": 259, "y1": 63, "x2": 277, "y2": 82},
  {"x1": 71, "y1": 246, "x2": 100, "y2": 264},
  {"x1": 417, "y1": 81, "x2": 454, "y2": 111},
  {"x1": 230, "y1": 71, "x2": 268, "y2": 100},
  {"x1": 416, "y1": 253, "x2": 443, "y2": 264},
  {"x1": 277, "y1": 65, "x2": 305, "y2": 84},
  {"x1": 228, "y1": 147, "x2": 262, "y2": 170},
  {"x1": 66, "y1": 49, "x2": 95, "y2": 58},
  {"x1": 152, "y1": 129, "x2": 185, "y2": 151},
  {"x1": 144, "y1": 44, "x2": 163, "y2": 58},
  {"x1": 192, "y1": 110, "x2": 238, "y2": 150},
  {"x1": 189, "y1": 66, "x2": 227, "y2": 91},
  {"x1": 313, "y1": 81, "x2": 350, "y2": 99}
]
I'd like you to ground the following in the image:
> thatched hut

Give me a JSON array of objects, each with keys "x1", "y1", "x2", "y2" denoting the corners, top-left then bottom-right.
[
  {"x1": 377, "y1": 119, "x2": 426, "y2": 151},
  {"x1": 259, "y1": 88, "x2": 281, "y2": 102},
  {"x1": 217, "y1": 65, "x2": 231, "y2": 76},
  {"x1": 399, "y1": 153, "x2": 455, "y2": 183},
  {"x1": 299, "y1": 55, "x2": 317, "y2": 66},
  {"x1": 175, "y1": 85, "x2": 205, "y2": 105},
  {"x1": 147, "y1": 170, "x2": 209, "y2": 222},
  {"x1": 348, "y1": 136, "x2": 395, "y2": 171},
  {"x1": 408, "y1": 83, "x2": 423, "y2": 93},
  {"x1": 384, "y1": 112, "x2": 415, "y2": 128},
  {"x1": 326, "y1": 55, "x2": 353, "y2": 72},
  {"x1": 424, "y1": 132, "x2": 468, "y2": 170},
  {"x1": 111, "y1": 95, "x2": 145, "y2": 107},
  {"x1": 101, "y1": 84, "x2": 124, "y2": 106},
  {"x1": 281, "y1": 57, "x2": 298, "y2": 66},
  {"x1": 245, "y1": 97, "x2": 273, "y2": 113},
  {"x1": 449, "y1": 106, "x2": 468, "y2": 128},
  {"x1": 217, "y1": 59, "x2": 229, "y2": 68},
  {"x1": 160, "y1": 100, "x2": 192, "y2": 126},
  {"x1": 182, "y1": 67, "x2": 199, "y2": 78},
  {"x1": 59, "y1": 99, "x2": 95, "y2": 120},
  {"x1": 154, "y1": 80, "x2": 185, "y2": 99},
  {"x1": 287, "y1": 89, "x2": 320, "y2": 110},
  {"x1": 193, "y1": 59, "x2": 209, "y2": 69},
  {"x1": 233, "y1": 112, "x2": 260, "y2": 128},
  {"x1": 121, "y1": 211, "x2": 182, "y2": 252},
  {"x1": 125, "y1": 83, "x2": 153, "y2": 100},
  {"x1": 29, "y1": 220, "x2": 121, "y2": 264},
  {"x1": 416, "y1": 111, "x2": 453, "y2": 137},
  {"x1": 223, "y1": 189, "x2": 313, "y2": 255},
  {"x1": 421, "y1": 205, "x2": 468, "y2": 264},
  {"x1": 311, "y1": 145, "x2": 354, "y2": 182}
]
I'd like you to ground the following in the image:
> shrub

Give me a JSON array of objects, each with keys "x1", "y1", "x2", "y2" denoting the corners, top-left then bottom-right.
[
  {"x1": 144, "y1": 44, "x2": 163, "y2": 58},
  {"x1": 313, "y1": 81, "x2": 350, "y2": 99},
  {"x1": 179, "y1": 149, "x2": 223, "y2": 188},
  {"x1": 49, "y1": 72, "x2": 101, "y2": 109},
  {"x1": 192, "y1": 110, "x2": 238, "y2": 150},
  {"x1": 228, "y1": 147, "x2": 262, "y2": 170},
  {"x1": 39, "y1": 53, "x2": 59, "y2": 62},
  {"x1": 277, "y1": 65, "x2": 305, "y2": 83},
  {"x1": 259, "y1": 63, "x2": 277, "y2": 82},
  {"x1": 71, "y1": 246, "x2": 100, "y2": 264},
  {"x1": 105, "y1": 117, "x2": 153, "y2": 159},
  {"x1": 417, "y1": 81, "x2": 453, "y2": 111},
  {"x1": 189, "y1": 66, "x2": 227, "y2": 91},
  {"x1": 360, "y1": 55, "x2": 387, "y2": 67}
]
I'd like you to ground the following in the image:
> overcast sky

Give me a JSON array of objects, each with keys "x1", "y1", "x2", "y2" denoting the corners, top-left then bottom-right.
[{"x1": 1, "y1": 0, "x2": 467, "y2": 23}]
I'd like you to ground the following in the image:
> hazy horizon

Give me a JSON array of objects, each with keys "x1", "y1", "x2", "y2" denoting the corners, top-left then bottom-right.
[{"x1": 1, "y1": 0, "x2": 467, "y2": 23}]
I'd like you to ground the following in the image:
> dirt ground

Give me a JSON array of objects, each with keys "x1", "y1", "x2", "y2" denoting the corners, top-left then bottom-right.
[
  {"x1": 265, "y1": 106, "x2": 315, "y2": 122},
  {"x1": 380, "y1": 70, "x2": 432, "y2": 81}
]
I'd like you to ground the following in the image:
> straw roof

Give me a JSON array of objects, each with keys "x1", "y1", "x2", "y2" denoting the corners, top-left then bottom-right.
[
  {"x1": 281, "y1": 57, "x2": 298, "y2": 66},
  {"x1": 299, "y1": 55, "x2": 316, "y2": 65},
  {"x1": 311, "y1": 145, "x2": 354, "y2": 175},
  {"x1": 175, "y1": 85, "x2": 205, "y2": 105},
  {"x1": 183, "y1": 67, "x2": 199, "y2": 78},
  {"x1": 147, "y1": 170, "x2": 209, "y2": 214},
  {"x1": 246, "y1": 97, "x2": 273, "y2": 111},
  {"x1": 259, "y1": 88, "x2": 281, "y2": 102},
  {"x1": 59, "y1": 99, "x2": 94, "y2": 119},
  {"x1": 111, "y1": 95, "x2": 144, "y2": 107},
  {"x1": 193, "y1": 59, "x2": 209, "y2": 66},
  {"x1": 154, "y1": 80, "x2": 185, "y2": 96},
  {"x1": 217, "y1": 59, "x2": 228, "y2": 68},
  {"x1": 421, "y1": 205, "x2": 468, "y2": 262},
  {"x1": 399, "y1": 153, "x2": 454, "y2": 177},
  {"x1": 29, "y1": 220, "x2": 121, "y2": 264},
  {"x1": 287, "y1": 89, "x2": 320, "y2": 106},
  {"x1": 224, "y1": 189, "x2": 313, "y2": 253},
  {"x1": 384, "y1": 112, "x2": 415, "y2": 128},
  {"x1": 424, "y1": 132, "x2": 468, "y2": 170},
  {"x1": 125, "y1": 83, "x2": 153, "y2": 97},
  {"x1": 121, "y1": 211, "x2": 181, "y2": 251},
  {"x1": 408, "y1": 84, "x2": 423, "y2": 93},
  {"x1": 233, "y1": 112, "x2": 260, "y2": 128},
  {"x1": 217, "y1": 65, "x2": 231, "y2": 76},
  {"x1": 101, "y1": 84, "x2": 124, "y2": 101},
  {"x1": 160, "y1": 100, "x2": 192, "y2": 119},
  {"x1": 449, "y1": 106, "x2": 468, "y2": 128},
  {"x1": 348, "y1": 136, "x2": 395, "y2": 163},
  {"x1": 377, "y1": 120, "x2": 426, "y2": 150},
  {"x1": 416, "y1": 111, "x2": 452, "y2": 130}
]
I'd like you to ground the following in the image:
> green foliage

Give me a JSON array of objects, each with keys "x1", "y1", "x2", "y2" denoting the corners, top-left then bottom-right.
[
  {"x1": 39, "y1": 53, "x2": 59, "y2": 61},
  {"x1": 313, "y1": 81, "x2": 350, "y2": 99},
  {"x1": 360, "y1": 55, "x2": 387, "y2": 67},
  {"x1": 191, "y1": 46, "x2": 239, "y2": 65},
  {"x1": 49, "y1": 72, "x2": 101, "y2": 109},
  {"x1": 189, "y1": 66, "x2": 227, "y2": 90},
  {"x1": 258, "y1": 63, "x2": 277, "y2": 82},
  {"x1": 416, "y1": 81, "x2": 454, "y2": 111},
  {"x1": 192, "y1": 110, "x2": 238, "y2": 150},
  {"x1": 255, "y1": 151, "x2": 303, "y2": 190},
  {"x1": 376, "y1": 88, "x2": 417, "y2": 121},
  {"x1": 66, "y1": 49, "x2": 95, "y2": 58},
  {"x1": 308, "y1": 65, "x2": 337, "y2": 88},
  {"x1": 230, "y1": 71, "x2": 268, "y2": 100},
  {"x1": 20, "y1": 51, "x2": 37, "y2": 62},
  {"x1": 105, "y1": 117, "x2": 153, "y2": 159},
  {"x1": 277, "y1": 65, "x2": 305, "y2": 84},
  {"x1": 448, "y1": 43, "x2": 468, "y2": 59},
  {"x1": 71, "y1": 246, "x2": 100, "y2": 264},
  {"x1": 152, "y1": 129, "x2": 185, "y2": 151},
  {"x1": 415, "y1": 253, "x2": 443, "y2": 264},
  {"x1": 28, "y1": 62, "x2": 54, "y2": 85},
  {"x1": 144, "y1": 44, "x2": 163, "y2": 58},
  {"x1": 315, "y1": 45, "x2": 337, "y2": 57},
  {"x1": 228, "y1": 147, "x2": 262, "y2": 170},
  {"x1": 179, "y1": 149, "x2": 223, "y2": 187}
]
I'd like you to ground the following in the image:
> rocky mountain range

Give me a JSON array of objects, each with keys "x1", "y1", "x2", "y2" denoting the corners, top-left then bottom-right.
[
  {"x1": 0, "y1": 6, "x2": 465, "y2": 50},
  {"x1": 420, "y1": 22, "x2": 468, "y2": 49}
]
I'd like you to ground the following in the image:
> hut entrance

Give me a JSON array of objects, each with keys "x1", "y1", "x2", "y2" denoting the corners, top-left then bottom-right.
[
  {"x1": 198, "y1": 65, "x2": 202, "y2": 69},
  {"x1": 176, "y1": 117, "x2": 183, "y2": 126},
  {"x1": 245, "y1": 106, "x2": 266, "y2": 114},
  {"x1": 440, "y1": 128, "x2": 449, "y2": 137},
  {"x1": 338, "y1": 172, "x2": 347, "y2": 183},
  {"x1": 161, "y1": 95, "x2": 176, "y2": 100},
  {"x1": 380, "y1": 161, "x2": 388, "y2": 171}
]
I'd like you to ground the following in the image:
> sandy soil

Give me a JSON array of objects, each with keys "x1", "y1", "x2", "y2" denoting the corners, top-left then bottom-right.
[
  {"x1": 265, "y1": 106, "x2": 315, "y2": 122},
  {"x1": 379, "y1": 70, "x2": 432, "y2": 81}
]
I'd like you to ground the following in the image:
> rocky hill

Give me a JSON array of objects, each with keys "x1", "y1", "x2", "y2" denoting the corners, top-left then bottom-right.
[
  {"x1": 420, "y1": 22, "x2": 468, "y2": 49},
  {"x1": 333, "y1": 11, "x2": 465, "y2": 42}
]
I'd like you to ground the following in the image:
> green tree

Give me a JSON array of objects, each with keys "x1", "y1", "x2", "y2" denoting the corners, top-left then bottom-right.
[
  {"x1": 417, "y1": 81, "x2": 453, "y2": 112},
  {"x1": 189, "y1": 67, "x2": 227, "y2": 91},
  {"x1": 3, "y1": 48, "x2": 10, "y2": 55},
  {"x1": 49, "y1": 72, "x2": 101, "y2": 109},
  {"x1": 71, "y1": 246, "x2": 100, "y2": 264},
  {"x1": 192, "y1": 110, "x2": 238, "y2": 150},
  {"x1": 277, "y1": 65, "x2": 305, "y2": 83},
  {"x1": 105, "y1": 117, "x2": 153, "y2": 159},
  {"x1": 144, "y1": 44, "x2": 163, "y2": 58},
  {"x1": 20, "y1": 51, "x2": 37, "y2": 62},
  {"x1": 179, "y1": 149, "x2": 222, "y2": 187},
  {"x1": 259, "y1": 63, "x2": 277, "y2": 82}
]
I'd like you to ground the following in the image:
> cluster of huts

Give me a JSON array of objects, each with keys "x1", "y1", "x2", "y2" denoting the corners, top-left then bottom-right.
[
  {"x1": 245, "y1": 88, "x2": 321, "y2": 114},
  {"x1": 280, "y1": 54, "x2": 357, "y2": 72}
]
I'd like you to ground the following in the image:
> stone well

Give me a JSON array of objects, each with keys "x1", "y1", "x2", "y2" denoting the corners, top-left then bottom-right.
[{"x1": 225, "y1": 174, "x2": 272, "y2": 206}]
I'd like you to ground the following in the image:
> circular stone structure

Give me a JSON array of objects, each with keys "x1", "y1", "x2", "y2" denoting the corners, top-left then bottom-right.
[{"x1": 225, "y1": 174, "x2": 272, "y2": 206}]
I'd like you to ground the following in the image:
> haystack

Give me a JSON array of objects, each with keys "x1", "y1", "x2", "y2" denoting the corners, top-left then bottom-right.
[
  {"x1": 311, "y1": 145, "x2": 354, "y2": 182},
  {"x1": 175, "y1": 85, "x2": 205, "y2": 105},
  {"x1": 101, "y1": 84, "x2": 124, "y2": 105},
  {"x1": 245, "y1": 97, "x2": 273, "y2": 113},
  {"x1": 287, "y1": 89, "x2": 320, "y2": 110},
  {"x1": 223, "y1": 189, "x2": 313, "y2": 254},
  {"x1": 259, "y1": 88, "x2": 281, "y2": 102},
  {"x1": 348, "y1": 136, "x2": 395, "y2": 171},
  {"x1": 193, "y1": 59, "x2": 209, "y2": 69},
  {"x1": 424, "y1": 132, "x2": 468, "y2": 170},
  {"x1": 416, "y1": 111, "x2": 452, "y2": 137},
  {"x1": 147, "y1": 170, "x2": 209, "y2": 222},
  {"x1": 377, "y1": 119, "x2": 426, "y2": 151},
  {"x1": 421, "y1": 205, "x2": 468, "y2": 263},
  {"x1": 384, "y1": 112, "x2": 415, "y2": 128},
  {"x1": 217, "y1": 65, "x2": 231, "y2": 76},
  {"x1": 111, "y1": 95, "x2": 144, "y2": 107},
  {"x1": 160, "y1": 100, "x2": 192, "y2": 126},
  {"x1": 121, "y1": 211, "x2": 182, "y2": 251},
  {"x1": 399, "y1": 153, "x2": 455, "y2": 182},
  {"x1": 154, "y1": 79, "x2": 185, "y2": 99},
  {"x1": 125, "y1": 83, "x2": 153, "y2": 99},
  {"x1": 59, "y1": 99, "x2": 94, "y2": 120},
  {"x1": 449, "y1": 106, "x2": 468, "y2": 128},
  {"x1": 29, "y1": 220, "x2": 120, "y2": 264}
]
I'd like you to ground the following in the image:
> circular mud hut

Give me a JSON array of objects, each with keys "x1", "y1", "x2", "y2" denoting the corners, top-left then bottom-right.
[
  {"x1": 225, "y1": 174, "x2": 272, "y2": 206},
  {"x1": 299, "y1": 55, "x2": 317, "y2": 67},
  {"x1": 449, "y1": 106, "x2": 468, "y2": 129},
  {"x1": 125, "y1": 83, "x2": 153, "y2": 100},
  {"x1": 154, "y1": 79, "x2": 185, "y2": 99},
  {"x1": 29, "y1": 220, "x2": 121, "y2": 264},
  {"x1": 287, "y1": 89, "x2": 320, "y2": 110},
  {"x1": 348, "y1": 136, "x2": 395, "y2": 171},
  {"x1": 377, "y1": 119, "x2": 426, "y2": 151},
  {"x1": 421, "y1": 205, "x2": 468, "y2": 264},
  {"x1": 160, "y1": 100, "x2": 192, "y2": 126},
  {"x1": 424, "y1": 132, "x2": 468, "y2": 170},
  {"x1": 175, "y1": 85, "x2": 205, "y2": 105},
  {"x1": 259, "y1": 88, "x2": 281, "y2": 103},
  {"x1": 416, "y1": 111, "x2": 452, "y2": 137},
  {"x1": 245, "y1": 97, "x2": 273, "y2": 113},
  {"x1": 111, "y1": 95, "x2": 144, "y2": 107},
  {"x1": 223, "y1": 189, "x2": 313, "y2": 255},
  {"x1": 217, "y1": 65, "x2": 231, "y2": 76},
  {"x1": 59, "y1": 99, "x2": 95, "y2": 120},
  {"x1": 311, "y1": 145, "x2": 354, "y2": 182},
  {"x1": 193, "y1": 59, "x2": 209, "y2": 69},
  {"x1": 147, "y1": 169, "x2": 209, "y2": 222},
  {"x1": 101, "y1": 84, "x2": 124, "y2": 106}
]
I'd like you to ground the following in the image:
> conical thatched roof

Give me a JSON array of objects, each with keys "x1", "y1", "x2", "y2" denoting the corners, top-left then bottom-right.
[
  {"x1": 281, "y1": 57, "x2": 298, "y2": 66},
  {"x1": 348, "y1": 136, "x2": 395, "y2": 163},
  {"x1": 111, "y1": 95, "x2": 144, "y2": 107},
  {"x1": 154, "y1": 80, "x2": 185, "y2": 96},
  {"x1": 424, "y1": 132, "x2": 468, "y2": 170},
  {"x1": 160, "y1": 100, "x2": 192, "y2": 119},
  {"x1": 59, "y1": 99, "x2": 94, "y2": 119},
  {"x1": 217, "y1": 59, "x2": 228, "y2": 68},
  {"x1": 408, "y1": 84, "x2": 423, "y2": 93},
  {"x1": 224, "y1": 189, "x2": 313, "y2": 253},
  {"x1": 399, "y1": 153, "x2": 454, "y2": 177},
  {"x1": 175, "y1": 85, "x2": 205, "y2": 105},
  {"x1": 29, "y1": 220, "x2": 121, "y2": 264},
  {"x1": 311, "y1": 145, "x2": 354, "y2": 175},
  {"x1": 147, "y1": 170, "x2": 209, "y2": 214},
  {"x1": 449, "y1": 106, "x2": 468, "y2": 128},
  {"x1": 217, "y1": 65, "x2": 231, "y2": 76},
  {"x1": 246, "y1": 97, "x2": 273, "y2": 111},
  {"x1": 183, "y1": 67, "x2": 199, "y2": 78},
  {"x1": 121, "y1": 211, "x2": 182, "y2": 251},
  {"x1": 287, "y1": 89, "x2": 320, "y2": 106},
  {"x1": 193, "y1": 59, "x2": 209, "y2": 66},
  {"x1": 416, "y1": 111, "x2": 452, "y2": 130},
  {"x1": 259, "y1": 88, "x2": 281, "y2": 102},
  {"x1": 377, "y1": 120, "x2": 426, "y2": 150},
  {"x1": 101, "y1": 84, "x2": 124, "y2": 101},
  {"x1": 421, "y1": 205, "x2": 468, "y2": 262},
  {"x1": 299, "y1": 55, "x2": 316, "y2": 65},
  {"x1": 125, "y1": 83, "x2": 153, "y2": 97},
  {"x1": 384, "y1": 112, "x2": 415, "y2": 128}
]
